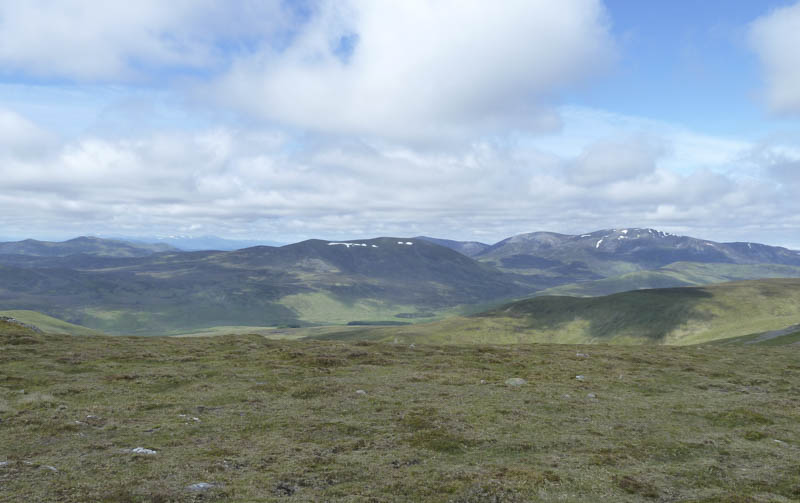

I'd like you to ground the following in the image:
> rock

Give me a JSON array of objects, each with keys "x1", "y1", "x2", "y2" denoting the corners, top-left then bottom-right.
[
  {"x1": 275, "y1": 482, "x2": 297, "y2": 496},
  {"x1": 562, "y1": 394, "x2": 571, "y2": 399},
  {"x1": 41, "y1": 465, "x2": 59, "y2": 473},
  {"x1": 504, "y1": 378, "x2": 526, "y2": 387},
  {"x1": 576, "y1": 352, "x2": 589, "y2": 358},
  {"x1": 587, "y1": 393, "x2": 597, "y2": 399},
  {"x1": 187, "y1": 482, "x2": 219, "y2": 492},
  {"x1": 479, "y1": 380, "x2": 487, "y2": 385},
  {"x1": 0, "y1": 461, "x2": 8, "y2": 467},
  {"x1": 355, "y1": 390, "x2": 367, "y2": 395},
  {"x1": 575, "y1": 375, "x2": 585, "y2": 381},
  {"x1": 409, "y1": 343, "x2": 416, "y2": 349},
  {"x1": 130, "y1": 447, "x2": 157, "y2": 455}
]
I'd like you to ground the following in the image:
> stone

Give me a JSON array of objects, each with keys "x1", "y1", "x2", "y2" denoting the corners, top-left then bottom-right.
[
  {"x1": 131, "y1": 447, "x2": 157, "y2": 455},
  {"x1": 587, "y1": 393, "x2": 597, "y2": 399},
  {"x1": 575, "y1": 375, "x2": 585, "y2": 381},
  {"x1": 355, "y1": 390, "x2": 367, "y2": 395},
  {"x1": 576, "y1": 353, "x2": 589, "y2": 358},
  {"x1": 504, "y1": 378, "x2": 526, "y2": 387},
  {"x1": 187, "y1": 482, "x2": 218, "y2": 492}
]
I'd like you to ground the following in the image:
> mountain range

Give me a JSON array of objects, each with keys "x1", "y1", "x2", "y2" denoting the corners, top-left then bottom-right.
[{"x1": 1, "y1": 228, "x2": 799, "y2": 334}]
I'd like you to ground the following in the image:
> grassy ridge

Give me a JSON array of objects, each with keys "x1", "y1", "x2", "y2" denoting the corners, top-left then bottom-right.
[
  {"x1": 0, "y1": 310, "x2": 102, "y2": 336},
  {"x1": 539, "y1": 262, "x2": 800, "y2": 297},
  {"x1": 1, "y1": 330, "x2": 799, "y2": 501},
  {"x1": 315, "y1": 278, "x2": 800, "y2": 346}
]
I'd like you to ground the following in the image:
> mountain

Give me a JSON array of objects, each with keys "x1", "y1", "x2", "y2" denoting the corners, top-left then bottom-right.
[
  {"x1": 0, "y1": 238, "x2": 526, "y2": 334},
  {"x1": 121, "y1": 235, "x2": 285, "y2": 251},
  {"x1": 474, "y1": 228, "x2": 800, "y2": 286},
  {"x1": 0, "y1": 236, "x2": 176, "y2": 258},
  {"x1": 314, "y1": 278, "x2": 800, "y2": 346},
  {"x1": 415, "y1": 236, "x2": 490, "y2": 257}
]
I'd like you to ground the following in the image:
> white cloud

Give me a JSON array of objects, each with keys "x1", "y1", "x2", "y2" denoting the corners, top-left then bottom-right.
[
  {"x1": 3, "y1": 107, "x2": 800, "y2": 247},
  {"x1": 0, "y1": 0, "x2": 287, "y2": 81},
  {"x1": 209, "y1": 0, "x2": 615, "y2": 139},
  {"x1": 749, "y1": 1, "x2": 800, "y2": 115}
]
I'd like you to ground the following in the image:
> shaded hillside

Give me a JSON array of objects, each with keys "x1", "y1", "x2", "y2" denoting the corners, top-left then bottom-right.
[
  {"x1": 0, "y1": 238, "x2": 526, "y2": 334},
  {"x1": 313, "y1": 279, "x2": 800, "y2": 345},
  {"x1": 0, "y1": 236, "x2": 176, "y2": 258}
]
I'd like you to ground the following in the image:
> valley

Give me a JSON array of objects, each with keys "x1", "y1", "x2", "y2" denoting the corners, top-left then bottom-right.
[{"x1": 2, "y1": 229, "x2": 800, "y2": 337}]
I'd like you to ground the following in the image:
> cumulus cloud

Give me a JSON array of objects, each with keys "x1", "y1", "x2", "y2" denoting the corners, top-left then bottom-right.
[
  {"x1": 209, "y1": 0, "x2": 615, "y2": 139},
  {"x1": 0, "y1": 0, "x2": 288, "y2": 81},
  {"x1": 749, "y1": 1, "x2": 800, "y2": 115}
]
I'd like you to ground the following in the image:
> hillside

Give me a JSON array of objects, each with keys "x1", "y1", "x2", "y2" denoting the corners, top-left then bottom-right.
[
  {"x1": 475, "y1": 228, "x2": 800, "y2": 284},
  {"x1": 2, "y1": 332, "x2": 798, "y2": 501},
  {"x1": 313, "y1": 278, "x2": 800, "y2": 346},
  {"x1": 415, "y1": 236, "x2": 490, "y2": 257},
  {"x1": 0, "y1": 236, "x2": 176, "y2": 258},
  {"x1": 539, "y1": 262, "x2": 800, "y2": 297},
  {"x1": 0, "y1": 310, "x2": 103, "y2": 336},
  {"x1": 0, "y1": 238, "x2": 526, "y2": 334}
]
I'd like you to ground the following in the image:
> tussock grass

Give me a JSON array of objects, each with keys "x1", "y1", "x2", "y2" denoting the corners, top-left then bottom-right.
[{"x1": 1, "y1": 330, "x2": 800, "y2": 501}]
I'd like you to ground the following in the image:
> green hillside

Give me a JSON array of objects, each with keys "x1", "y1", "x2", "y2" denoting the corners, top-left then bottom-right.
[
  {"x1": 0, "y1": 310, "x2": 103, "y2": 336},
  {"x1": 312, "y1": 278, "x2": 800, "y2": 346},
  {"x1": 539, "y1": 262, "x2": 800, "y2": 297},
  {"x1": 2, "y1": 332, "x2": 799, "y2": 501},
  {"x1": 0, "y1": 238, "x2": 527, "y2": 334}
]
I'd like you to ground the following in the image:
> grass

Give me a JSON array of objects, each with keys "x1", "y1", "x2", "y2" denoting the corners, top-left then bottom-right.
[
  {"x1": 319, "y1": 278, "x2": 800, "y2": 346},
  {"x1": 2, "y1": 328, "x2": 800, "y2": 502},
  {"x1": 278, "y1": 292, "x2": 443, "y2": 325},
  {"x1": 0, "y1": 310, "x2": 103, "y2": 336},
  {"x1": 539, "y1": 262, "x2": 800, "y2": 298}
]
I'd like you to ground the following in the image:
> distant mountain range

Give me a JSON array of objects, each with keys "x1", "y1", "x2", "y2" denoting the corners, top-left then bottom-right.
[
  {"x1": 111, "y1": 235, "x2": 285, "y2": 251},
  {"x1": 1, "y1": 228, "x2": 799, "y2": 334},
  {"x1": 0, "y1": 236, "x2": 176, "y2": 257}
]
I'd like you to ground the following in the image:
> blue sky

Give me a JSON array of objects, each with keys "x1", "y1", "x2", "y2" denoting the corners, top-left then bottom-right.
[{"x1": 1, "y1": 1, "x2": 800, "y2": 247}]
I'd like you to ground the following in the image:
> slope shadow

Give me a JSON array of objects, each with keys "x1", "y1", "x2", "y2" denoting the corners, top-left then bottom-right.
[{"x1": 486, "y1": 287, "x2": 714, "y2": 341}]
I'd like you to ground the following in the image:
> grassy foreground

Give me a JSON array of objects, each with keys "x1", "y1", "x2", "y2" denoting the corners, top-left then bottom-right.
[{"x1": 1, "y1": 329, "x2": 800, "y2": 502}]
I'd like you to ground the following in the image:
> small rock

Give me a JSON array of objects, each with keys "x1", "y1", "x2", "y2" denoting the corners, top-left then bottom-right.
[
  {"x1": 575, "y1": 375, "x2": 585, "y2": 381},
  {"x1": 192, "y1": 417, "x2": 201, "y2": 422},
  {"x1": 587, "y1": 393, "x2": 597, "y2": 399},
  {"x1": 275, "y1": 482, "x2": 296, "y2": 496},
  {"x1": 774, "y1": 439, "x2": 786, "y2": 445},
  {"x1": 0, "y1": 461, "x2": 8, "y2": 467},
  {"x1": 409, "y1": 343, "x2": 416, "y2": 349},
  {"x1": 131, "y1": 447, "x2": 157, "y2": 455},
  {"x1": 355, "y1": 390, "x2": 367, "y2": 395},
  {"x1": 479, "y1": 380, "x2": 487, "y2": 385},
  {"x1": 562, "y1": 394, "x2": 571, "y2": 399},
  {"x1": 41, "y1": 465, "x2": 59, "y2": 473},
  {"x1": 576, "y1": 353, "x2": 589, "y2": 358},
  {"x1": 504, "y1": 378, "x2": 526, "y2": 387},
  {"x1": 187, "y1": 482, "x2": 218, "y2": 492},
  {"x1": 57, "y1": 405, "x2": 67, "y2": 411}
]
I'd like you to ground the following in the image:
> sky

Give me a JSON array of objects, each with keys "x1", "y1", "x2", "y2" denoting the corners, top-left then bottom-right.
[{"x1": 2, "y1": 1, "x2": 800, "y2": 247}]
